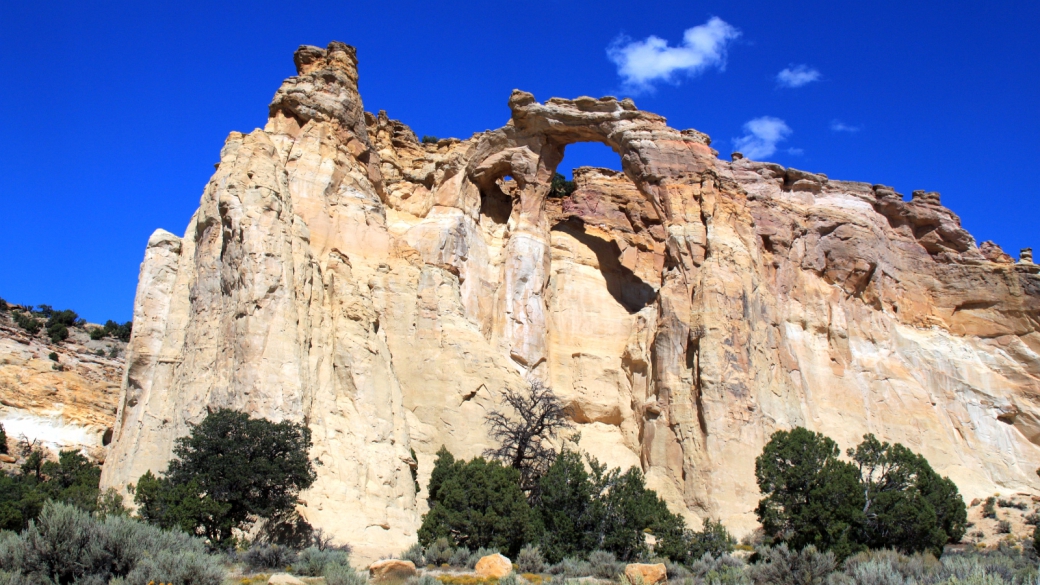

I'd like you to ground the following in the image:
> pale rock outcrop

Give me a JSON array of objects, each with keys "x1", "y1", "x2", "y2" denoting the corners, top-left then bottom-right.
[
  {"x1": 0, "y1": 308, "x2": 126, "y2": 462},
  {"x1": 102, "y1": 42, "x2": 1040, "y2": 561}
]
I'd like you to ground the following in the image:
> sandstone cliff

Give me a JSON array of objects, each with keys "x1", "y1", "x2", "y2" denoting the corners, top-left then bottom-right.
[
  {"x1": 0, "y1": 308, "x2": 125, "y2": 463},
  {"x1": 101, "y1": 42, "x2": 1040, "y2": 562}
]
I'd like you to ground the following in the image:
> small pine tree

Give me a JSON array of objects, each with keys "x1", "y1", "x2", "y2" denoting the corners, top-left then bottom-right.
[{"x1": 0, "y1": 422, "x2": 7, "y2": 454}]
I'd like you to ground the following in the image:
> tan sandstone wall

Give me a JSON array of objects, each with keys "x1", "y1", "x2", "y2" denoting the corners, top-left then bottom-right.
[{"x1": 101, "y1": 42, "x2": 1040, "y2": 563}]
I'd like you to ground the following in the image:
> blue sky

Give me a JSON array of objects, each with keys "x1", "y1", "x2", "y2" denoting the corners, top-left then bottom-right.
[{"x1": 1, "y1": 1, "x2": 1037, "y2": 323}]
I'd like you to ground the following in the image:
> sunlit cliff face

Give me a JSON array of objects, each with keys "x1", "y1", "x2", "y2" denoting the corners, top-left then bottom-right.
[{"x1": 100, "y1": 42, "x2": 1040, "y2": 563}]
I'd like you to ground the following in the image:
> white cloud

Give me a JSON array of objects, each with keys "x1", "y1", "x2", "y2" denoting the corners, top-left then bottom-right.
[
  {"x1": 786, "y1": 147, "x2": 804, "y2": 156},
  {"x1": 607, "y1": 18, "x2": 741, "y2": 92},
  {"x1": 776, "y1": 64, "x2": 821, "y2": 88},
  {"x1": 827, "y1": 119, "x2": 861, "y2": 132},
  {"x1": 830, "y1": 120, "x2": 862, "y2": 133},
  {"x1": 733, "y1": 117, "x2": 791, "y2": 160}
]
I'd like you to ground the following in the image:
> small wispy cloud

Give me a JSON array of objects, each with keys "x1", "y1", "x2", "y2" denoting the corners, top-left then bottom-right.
[
  {"x1": 733, "y1": 117, "x2": 791, "y2": 160},
  {"x1": 830, "y1": 120, "x2": 862, "y2": 133},
  {"x1": 607, "y1": 17, "x2": 741, "y2": 93},
  {"x1": 776, "y1": 64, "x2": 821, "y2": 88},
  {"x1": 786, "y1": 148, "x2": 804, "y2": 156}
]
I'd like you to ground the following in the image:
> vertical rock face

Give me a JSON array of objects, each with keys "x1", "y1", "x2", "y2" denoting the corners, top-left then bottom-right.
[{"x1": 103, "y1": 42, "x2": 1040, "y2": 560}]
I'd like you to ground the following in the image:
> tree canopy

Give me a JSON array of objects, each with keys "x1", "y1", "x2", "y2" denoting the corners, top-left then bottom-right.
[
  {"x1": 134, "y1": 408, "x2": 316, "y2": 547},
  {"x1": 419, "y1": 447, "x2": 534, "y2": 556},
  {"x1": 755, "y1": 427, "x2": 966, "y2": 559}
]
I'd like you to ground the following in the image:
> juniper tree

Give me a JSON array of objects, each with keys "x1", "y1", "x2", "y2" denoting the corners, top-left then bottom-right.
[{"x1": 483, "y1": 382, "x2": 572, "y2": 493}]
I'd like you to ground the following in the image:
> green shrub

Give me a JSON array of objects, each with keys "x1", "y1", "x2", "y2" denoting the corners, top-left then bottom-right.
[
  {"x1": 687, "y1": 553, "x2": 748, "y2": 585},
  {"x1": 294, "y1": 545, "x2": 350, "y2": 576},
  {"x1": 547, "y1": 173, "x2": 576, "y2": 198},
  {"x1": 0, "y1": 298, "x2": 7, "y2": 312},
  {"x1": 448, "y1": 545, "x2": 471, "y2": 568},
  {"x1": 95, "y1": 349, "x2": 105, "y2": 357},
  {"x1": 996, "y1": 520, "x2": 1011, "y2": 534},
  {"x1": 108, "y1": 346, "x2": 120, "y2": 358},
  {"x1": 421, "y1": 135, "x2": 438, "y2": 144},
  {"x1": 47, "y1": 352, "x2": 58, "y2": 362},
  {"x1": 425, "y1": 537, "x2": 454, "y2": 565},
  {"x1": 0, "y1": 501, "x2": 223, "y2": 585},
  {"x1": 89, "y1": 328, "x2": 106, "y2": 340},
  {"x1": 103, "y1": 320, "x2": 133, "y2": 342},
  {"x1": 983, "y1": 497, "x2": 997, "y2": 519},
  {"x1": 0, "y1": 423, "x2": 6, "y2": 455},
  {"x1": 749, "y1": 544, "x2": 837, "y2": 585},
  {"x1": 325, "y1": 563, "x2": 368, "y2": 585},
  {"x1": 548, "y1": 557, "x2": 592, "y2": 578},
  {"x1": 401, "y1": 542, "x2": 425, "y2": 566},
  {"x1": 11, "y1": 312, "x2": 41, "y2": 335},
  {"x1": 587, "y1": 550, "x2": 621, "y2": 579},
  {"x1": 516, "y1": 544, "x2": 544, "y2": 574},
  {"x1": 241, "y1": 543, "x2": 298, "y2": 571}
]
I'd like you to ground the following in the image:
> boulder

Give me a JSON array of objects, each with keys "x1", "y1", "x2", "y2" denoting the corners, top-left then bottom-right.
[
  {"x1": 0, "y1": 454, "x2": 16, "y2": 464},
  {"x1": 475, "y1": 553, "x2": 513, "y2": 578},
  {"x1": 268, "y1": 574, "x2": 305, "y2": 585},
  {"x1": 625, "y1": 563, "x2": 667, "y2": 585},
  {"x1": 369, "y1": 559, "x2": 417, "y2": 583}
]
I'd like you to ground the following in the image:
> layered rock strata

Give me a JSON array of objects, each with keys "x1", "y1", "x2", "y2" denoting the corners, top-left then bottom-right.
[
  {"x1": 0, "y1": 309, "x2": 125, "y2": 462},
  {"x1": 102, "y1": 42, "x2": 1040, "y2": 561}
]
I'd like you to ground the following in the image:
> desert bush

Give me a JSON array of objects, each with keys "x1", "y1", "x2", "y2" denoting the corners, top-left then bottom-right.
[
  {"x1": 11, "y1": 312, "x2": 41, "y2": 335},
  {"x1": 89, "y1": 328, "x2": 105, "y2": 340},
  {"x1": 449, "y1": 546, "x2": 471, "y2": 568},
  {"x1": 749, "y1": 544, "x2": 837, "y2": 585},
  {"x1": 517, "y1": 544, "x2": 545, "y2": 574},
  {"x1": 588, "y1": 550, "x2": 621, "y2": 579},
  {"x1": 997, "y1": 499, "x2": 1027, "y2": 510},
  {"x1": 108, "y1": 346, "x2": 120, "y2": 358},
  {"x1": 996, "y1": 520, "x2": 1012, "y2": 534},
  {"x1": 0, "y1": 298, "x2": 7, "y2": 312},
  {"x1": 426, "y1": 537, "x2": 454, "y2": 565},
  {"x1": 103, "y1": 320, "x2": 133, "y2": 342},
  {"x1": 983, "y1": 497, "x2": 997, "y2": 519},
  {"x1": 401, "y1": 542, "x2": 425, "y2": 566},
  {"x1": 95, "y1": 349, "x2": 104, "y2": 357},
  {"x1": 0, "y1": 501, "x2": 223, "y2": 585},
  {"x1": 1024, "y1": 512, "x2": 1040, "y2": 526},
  {"x1": 421, "y1": 135, "x2": 438, "y2": 144},
  {"x1": 47, "y1": 352, "x2": 58, "y2": 362},
  {"x1": 548, "y1": 557, "x2": 592, "y2": 578},
  {"x1": 499, "y1": 574, "x2": 519, "y2": 585},
  {"x1": 293, "y1": 545, "x2": 349, "y2": 576},
  {"x1": 663, "y1": 560, "x2": 689, "y2": 580},
  {"x1": 0, "y1": 423, "x2": 6, "y2": 455},
  {"x1": 241, "y1": 543, "x2": 298, "y2": 571},
  {"x1": 325, "y1": 563, "x2": 369, "y2": 585},
  {"x1": 406, "y1": 576, "x2": 441, "y2": 585},
  {"x1": 686, "y1": 553, "x2": 748, "y2": 585}
]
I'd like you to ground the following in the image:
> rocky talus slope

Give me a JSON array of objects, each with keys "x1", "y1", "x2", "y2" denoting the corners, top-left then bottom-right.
[
  {"x1": 0, "y1": 309, "x2": 125, "y2": 463},
  {"x1": 100, "y1": 42, "x2": 1040, "y2": 561}
]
